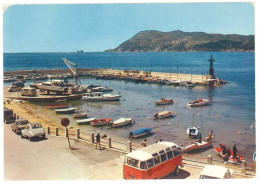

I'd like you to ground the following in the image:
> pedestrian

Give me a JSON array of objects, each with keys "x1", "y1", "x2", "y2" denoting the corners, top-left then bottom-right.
[
  {"x1": 198, "y1": 132, "x2": 202, "y2": 143},
  {"x1": 96, "y1": 133, "x2": 101, "y2": 149},
  {"x1": 206, "y1": 131, "x2": 213, "y2": 141},
  {"x1": 141, "y1": 139, "x2": 147, "y2": 147},
  {"x1": 233, "y1": 145, "x2": 237, "y2": 159},
  {"x1": 220, "y1": 144, "x2": 226, "y2": 155},
  {"x1": 129, "y1": 132, "x2": 133, "y2": 138},
  {"x1": 226, "y1": 148, "x2": 231, "y2": 157}
]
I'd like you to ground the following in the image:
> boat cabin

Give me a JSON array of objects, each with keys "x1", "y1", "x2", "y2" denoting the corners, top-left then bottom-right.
[{"x1": 84, "y1": 92, "x2": 104, "y2": 97}]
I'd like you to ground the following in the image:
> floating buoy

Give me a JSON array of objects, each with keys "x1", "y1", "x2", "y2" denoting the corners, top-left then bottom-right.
[
  {"x1": 147, "y1": 116, "x2": 150, "y2": 120},
  {"x1": 238, "y1": 132, "x2": 242, "y2": 135},
  {"x1": 216, "y1": 115, "x2": 219, "y2": 119}
]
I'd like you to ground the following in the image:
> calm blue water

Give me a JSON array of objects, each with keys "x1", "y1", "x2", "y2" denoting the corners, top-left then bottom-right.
[{"x1": 3, "y1": 52, "x2": 255, "y2": 162}]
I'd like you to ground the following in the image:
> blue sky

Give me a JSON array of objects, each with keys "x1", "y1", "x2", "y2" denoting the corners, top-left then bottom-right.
[{"x1": 3, "y1": 3, "x2": 254, "y2": 53}]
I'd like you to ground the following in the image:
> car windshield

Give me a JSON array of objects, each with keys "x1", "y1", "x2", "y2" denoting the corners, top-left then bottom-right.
[
  {"x1": 17, "y1": 121, "x2": 28, "y2": 125},
  {"x1": 32, "y1": 124, "x2": 42, "y2": 129},
  {"x1": 199, "y1": 175, "x2": 219, "y2": 179}
]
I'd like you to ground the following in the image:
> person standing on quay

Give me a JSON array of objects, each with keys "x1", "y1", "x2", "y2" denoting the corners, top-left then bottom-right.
[{"x1": 96, "y1": 133, "x2": 101, "y2": 149}]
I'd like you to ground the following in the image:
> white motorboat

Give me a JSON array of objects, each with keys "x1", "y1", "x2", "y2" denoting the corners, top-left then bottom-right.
[
  {"x1": 111, "y1": 118, "x2": 133, "y2": 128},
  {"x1": 55, "y1": 108, "x2": 76, "y2": 114},
  {"x1": 82, "y1": 92, "x2": 121, "y2": 101},
  {"x1": 91, "y1": 86, "x2": 113, "y2": 92},
  {"x1": 187, "y1": 126, "x2": 199, "y2": 138},
  {"x1": 188, "y1": 99, "x2": 210, "y2": 107}
]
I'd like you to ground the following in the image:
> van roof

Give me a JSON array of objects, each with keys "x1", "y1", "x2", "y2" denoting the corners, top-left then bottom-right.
[
  {"x1": 126, "y1": 142, "x2": 178, "y2": 161},
  {"x1": 200, "y1": 165, "x2": 229, "y2": 179}
]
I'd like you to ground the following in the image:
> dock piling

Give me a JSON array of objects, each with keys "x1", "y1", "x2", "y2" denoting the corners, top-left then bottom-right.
[
  {"x1": 107, "y1": 137, "x2": 112, "y2": 148},
  {"x1": 91, "y1": 132, "x2": 95, "y2": 143},
  {"x1": 76, "y1": 128, "x2": 80, "y2": 140},
  {"x1": 47, "y1": 126, "x2": 50, "y2": 135},
  {"x1": 65, "y1": 127, "x2": 68, "y2": 137},
  {"x1": 127, "y1": 141, "x2": 132, "y2": 153},
  {"x1": 207, "y1": 155, "x2": 212, "y2": 165},
  {"x1": 241, "y1": 160, "x2": 246, "y2": 175},
  {"x1": 55, "y1": 127, "x2": 59, "y2": 136}
]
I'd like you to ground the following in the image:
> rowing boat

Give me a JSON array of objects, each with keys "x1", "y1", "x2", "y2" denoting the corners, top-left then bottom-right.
[
  {"x1": 90, "y1": 118, "x2": 112, "y2": 126},
  {"x1": 76, "y1": 118, "x2": 96, "y2": 125},
  {"x1": 55, "y1": 108, "x2": 76, "y2": 114},
  {"x1": 154, "y1": 111, "x2": 174, "y2": 119},
  {"x1": 183, "y1": 140, "x2": 212, "y2": 153}
]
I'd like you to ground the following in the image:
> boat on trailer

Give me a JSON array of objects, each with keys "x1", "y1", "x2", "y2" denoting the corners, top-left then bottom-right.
[
  {"x1": 76, "y1": 118, "x2": 96, "y2": 125},
  {"x1": 155, "y1": 98, "x2": 174, "y2": 105},
  {"x1": 111, "y1": 118, "x2": 133, "y2": 127},
  {"x1": 154, "y1": 111, "x2": 174, "y2": 119},
  {"x1": 188, "y1": 99, "x2": 210, "y2": 107},
  {"x1": 55, "y1": 108, "x2": 76, "y2": 114},
  {"x1": 90, "y1": 118, "x2": 112, "y2": 126},
  {"x1": 131, "y1": 128, "x2": 153, "y2": 138}
]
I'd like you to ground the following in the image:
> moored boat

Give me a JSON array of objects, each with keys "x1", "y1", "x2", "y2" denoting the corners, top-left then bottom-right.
[
  {"x1": 130, "y1": 128, "x2": 153, "y2": 138},
  {"x1": 73, "y1": 113, "x2": 88, "y2": 118},
  {"x1": 91, "y1": 86, "x2": 113, "y2": 92},
  {"x1": 46, "y1": 104, "x2": 69, "y2": 109},
  {"x1": 55, "y1": 108, "x2": 76, "y2": 114},
  {"x1": 155, "y1": 98, "x2": 174, "y2": 105},
  {"x1": 82, "y1": 92, "x2": 121, "y2": 101},
  {"x1": 90, "y1": 118, "x2": 112, "y2": 126},
  {"x1": 187, "y1": 126, "x2": 199, "y2": 138},
  {"x1": 154, "y1": 111, "x2": 174, "y2": 119},
  {"x1": 213, "y1": 146, "x2": 243, "y2": 163},
  {"x1": 76, "y1": 118, "x2": 96, "y2": 125},
  {"x1": 183, "y1": 140, "x2": 212, "y2": 153},
  {"x1": 188, "y1": 99, "x2": 210, "y2": 107},
  {"x1": 111, "y1": 118, "x2": 133, "y2": 128}
]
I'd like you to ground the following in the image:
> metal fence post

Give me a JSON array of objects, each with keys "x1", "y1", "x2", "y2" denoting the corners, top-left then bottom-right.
[
  {"x1": 55, "y1": 127, "x2": 59, "y2": 136},
  {"x1": 207, "y1": 155, "x2": 212, "y2": 165},
  {"x1": 127, "y1": 141, "x2": 132, "y2": 153},
  {"x1": 241, "y1": 160, "x2": 246, "y2": 175},
  {"x1": 65, "y1": 127, "x2": 68, "y2": 137},
  {"x1": 91, "y1": 132, "x2": 95, "y2": 143},
  {"x1": 76, "y1": 128, "x2": 80, "y2": 140},
  {"x1": 107, "y1": 137, "x2": 112, "y2": 148},
  {"x1": 47, "y1": 126, "x2": 50, "y2": 135}
]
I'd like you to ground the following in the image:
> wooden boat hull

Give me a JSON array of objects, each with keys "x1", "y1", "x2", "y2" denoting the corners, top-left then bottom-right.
[
  {"x1": 155, "y1": 100, "x2": 173, "y2": 105},
  {"x1": 73, "y1": 113, "x2": 88, "y2": 118},
  {"x1": 183, "y1": 141, "x2": 212, "y2": 153},
  {"x1": 154, "y1": 111, "x2": 174, "y2": 119},
  {"x1": 90, "y1": 118, "x2": 112, "y2": 126},
  {"x1": 213, "y1": 146, "x2": 243, "y2": 163},
  {"x1": 76, "y1": 118, "x2": 96, "y2": 125}
]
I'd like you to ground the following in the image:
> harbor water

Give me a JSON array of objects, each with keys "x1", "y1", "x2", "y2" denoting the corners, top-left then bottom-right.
[{"x1": 3, "y1": 52, "x2": 255, "y2": 163}]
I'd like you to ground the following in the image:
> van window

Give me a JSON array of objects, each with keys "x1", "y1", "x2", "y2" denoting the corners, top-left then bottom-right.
[
  {"x1": 140, "y1": 161, "x2": 147, "y2": 169},
  {"x1": 167, "y1": 151, "x2": 173, "y2": 159},
  {"x1": 127, "y1": 157, "x2": 139, "y2": 168},
  {"x1": 147, "y1": 159, "x2": 154, "y2": 168},
  {"x1": 160, "y1": 153, "x2": 167, "y2": 162}
]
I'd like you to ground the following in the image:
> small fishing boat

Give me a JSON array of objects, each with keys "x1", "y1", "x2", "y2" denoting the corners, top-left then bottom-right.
[
  {"x1": 55, "y1": 108, "x2": 76, "y2": 114},
  {"x1": 155, "y1": 98, "x2": 174, "y2": 105},
  {"x1": 111, "y1": 118, "x2": 133, "y2": 128},
  {"x1": 76, "y1": 118, "x2": 96, "y2": 125},
  {"x1": 90, "y1": 118, "x2": 112, "y2": 126},
  {"x1": 73, "y1": 113, "x2": 88, "y2": 118},
  {"x1": 213, "y1": 146, "x2": 243, "y2": 163},
  {"x1": 130, "y1": 128, "x2": 153, "y2": 138},
  {"x1": 183, "y1": 140, "x2": 212, "y2": 153},
  {"x1": 187, "y1": 126, "x2": 199, "y2": 138},
  {"x1": 185, "y1": 82, "x2": 195, "y2": 88},
  {"x1": 154, "y1": 111, "x2": 174, "y2": 119},
  {"x1": 46, "y1": 104, "x2": 69, "y2": 109},
  {"x1": 188, "y1": 99, "x2": 210, "y2": 107},
  {"x1": 82, "y1": 92, "x2": 121, "y2": 101}
]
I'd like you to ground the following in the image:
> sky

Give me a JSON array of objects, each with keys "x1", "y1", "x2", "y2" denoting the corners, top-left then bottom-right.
[{"x1": 3, "y1": 2, "x2": 255, "y2": 53}]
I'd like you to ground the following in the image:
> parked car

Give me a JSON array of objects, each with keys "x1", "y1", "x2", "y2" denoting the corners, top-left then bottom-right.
[
  {"x1": 21, "y1": 122, "x2": 46, "y2": 141},
  {"x1": 8, "y1": 86, "x2": 21, "y2": 92},
  {"x1": 11, "y1": 119, "x2": 29, "y2": 134},
  {"x1": 4, "y1": 108, "x2": 16, "y2": 124},
  {"x1": 199, "y1": 165, "x2": 234, "y2": 179},
  {"x1": 12, "y1": 81, "x2": 25, "y2": 88}
]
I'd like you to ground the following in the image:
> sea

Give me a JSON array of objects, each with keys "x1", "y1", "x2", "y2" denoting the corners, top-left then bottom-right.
[{"x1": 3, "y1": 52, "x2": 255, "y2": 163}]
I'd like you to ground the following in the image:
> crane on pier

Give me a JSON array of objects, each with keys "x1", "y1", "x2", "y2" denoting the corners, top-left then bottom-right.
[{"x1": 62, "y1": 58, "x2": 82, "y2": 87}]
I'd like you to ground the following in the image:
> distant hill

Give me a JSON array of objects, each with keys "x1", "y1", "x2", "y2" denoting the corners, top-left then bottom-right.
[{"x1": 105, "y1": 30, "x2": 254, "y2": 52}]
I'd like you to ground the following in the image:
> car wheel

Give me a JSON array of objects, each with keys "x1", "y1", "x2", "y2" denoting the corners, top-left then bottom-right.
[
  {"x1": 42, "y1": 134, "x2": 46, "y2": 139},
  {"x1": 21, "y1": 134, "x2": 24, "y2": 139},
  {"x1": 174, "y1": 165, "x2": 180, "y2": 176}
]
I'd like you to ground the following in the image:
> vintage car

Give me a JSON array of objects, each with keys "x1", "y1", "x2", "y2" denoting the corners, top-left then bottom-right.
[
  {"x1": 11, "y1": 119, "x2": 29, "y2": 134},
  {"x1": 21, "y1": 122, "x2": 46, "y2": 141},
  {"x1": 4, "y1": 108, "x2": 15, "y2": 124},
  {"x1": 199, "y1": 165, "x2": 234, "y2": 179}
]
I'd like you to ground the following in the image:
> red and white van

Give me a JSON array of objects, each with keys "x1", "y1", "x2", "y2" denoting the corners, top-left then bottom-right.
[{"x1": 123, "y1": 141, "x2": 183, "y2": 179}]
